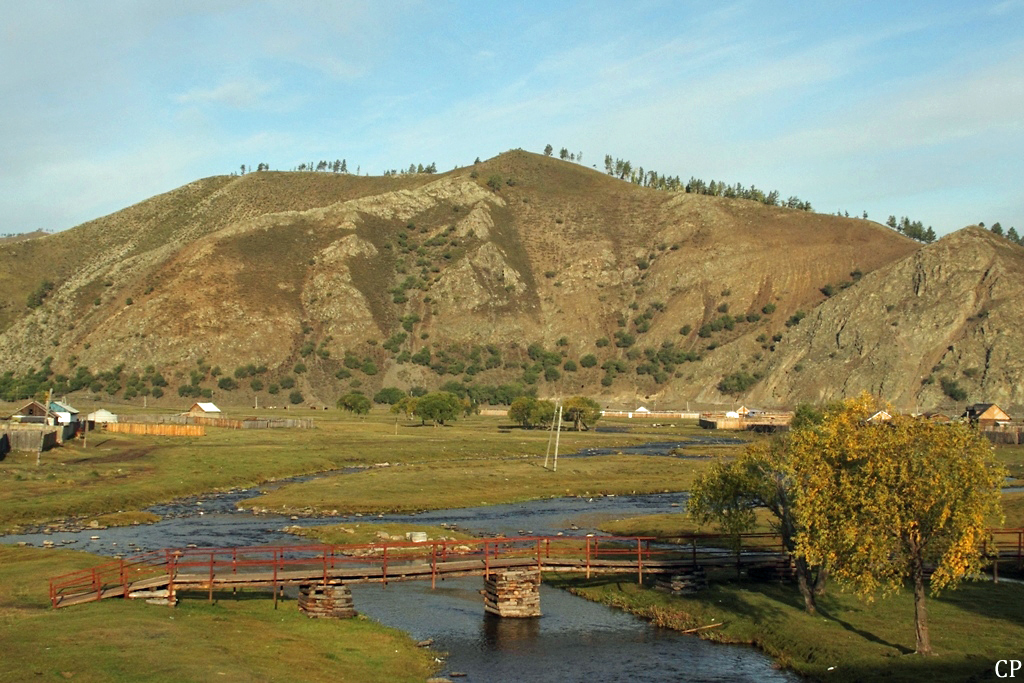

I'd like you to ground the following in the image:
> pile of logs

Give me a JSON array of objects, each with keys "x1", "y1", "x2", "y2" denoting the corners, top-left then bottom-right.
[
  {"x1": 654, "y1": 567, "x2": 708, "y2": 595},
  {"x1": 298, "y1": 584, "x2": 356, "y2": 618},
  {"x1": 483, "y1": 569, "x2": 541, "y2": 618}
]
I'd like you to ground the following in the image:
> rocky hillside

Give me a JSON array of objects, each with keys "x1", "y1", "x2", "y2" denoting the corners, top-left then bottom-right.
[{"x1": 0, "y1": 150, "x2": 1018, "y2": 412}]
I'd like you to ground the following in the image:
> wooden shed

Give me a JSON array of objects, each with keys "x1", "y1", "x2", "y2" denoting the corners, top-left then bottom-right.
[
  {"x1": 188, "y1": 402, "x2": 222, "y2": 417},
  {"x1": 964, "y1": 403, "x2": 1012, "y2": 429}
]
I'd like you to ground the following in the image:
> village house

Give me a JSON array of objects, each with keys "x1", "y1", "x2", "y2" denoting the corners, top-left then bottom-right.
[
  {"x1": 48, "y1": 400, "x2": 80, "y2": 426},
  {"x1": 187, "y1": 402, "x2": 222, "y2": 417},
  {"x1": 963, "y1": 403, "x2": 1012, "y2": 429},
  {"x1": 12, "y1": 400, "x2": 53, "y2": 424}
]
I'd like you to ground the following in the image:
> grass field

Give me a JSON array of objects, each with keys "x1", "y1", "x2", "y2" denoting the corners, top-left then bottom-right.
[
  {"x1": 0, "y1": 545, "x2": 438, "y2": 683},
  {"x1": 0, "y1": 412, "x2": 730, "y2": 532},
  {"x1": 245, "y1": 454, "x2": 713, "y2": 515}
]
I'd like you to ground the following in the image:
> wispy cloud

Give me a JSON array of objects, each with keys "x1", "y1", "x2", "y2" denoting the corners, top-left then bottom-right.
[{"x1": 175, "y1": 79, "x2": 278, "y2": 109}]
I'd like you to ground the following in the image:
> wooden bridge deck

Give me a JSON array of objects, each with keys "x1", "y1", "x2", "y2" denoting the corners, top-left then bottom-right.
[{"x1": 49, "y1": 529, "x2": 1024, "y2": 609}]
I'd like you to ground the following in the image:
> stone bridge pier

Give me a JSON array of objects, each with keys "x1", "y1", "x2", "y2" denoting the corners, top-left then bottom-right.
[{"x1": 483, "y1": 569, "x2": 541, "y2": 618}]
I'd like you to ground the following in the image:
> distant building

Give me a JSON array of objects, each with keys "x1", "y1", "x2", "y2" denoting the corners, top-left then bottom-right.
[
  {"x1": 87, "y1": 409, "x2": 118, "y2": 424},
  {"x1": 866, "y1": 410, "x2": 893, "y2": 424},
  {"x1": 48, "y1": 400, "x2": 80, "y2": 425},
  {"x1": 963, "y1": 403, "x2": 1012, "y2": 429},
  {"x1": 13, "y1": 400, "x2": 53, "y2": 424},
  {"x1": 188, "y1": 402, "x2": 222, "y2": 417}
]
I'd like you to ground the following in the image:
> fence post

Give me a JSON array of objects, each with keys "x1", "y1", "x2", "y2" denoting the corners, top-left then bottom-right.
[
  {"x1": 636, "y1": 538, "x2": 643, "y2": 585},
  {"x1": 586, "y1": 537, "x2": 591, "y2": 579},
  {"x1": 382, "y1": 544, "x2": 388, "y2": 588},
  {"x1": 121, "y1": 558, "x2": 128, "y2": 598}
]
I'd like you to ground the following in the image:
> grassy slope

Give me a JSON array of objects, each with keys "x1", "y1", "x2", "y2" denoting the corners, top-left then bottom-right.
[{"x1": 0, "y1": 546, "x2": 436, "y2": 683}]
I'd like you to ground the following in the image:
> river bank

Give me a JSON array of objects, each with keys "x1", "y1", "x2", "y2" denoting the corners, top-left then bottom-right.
[{"x1": 552, "y1": 573, "x2": 1022, "y2": 683}]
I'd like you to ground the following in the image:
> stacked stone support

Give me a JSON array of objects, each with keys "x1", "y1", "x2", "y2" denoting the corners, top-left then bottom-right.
[
  {"x1": 654, "y1": 567, "x2": 708, "y2": 595},
  {"x1": 298, "y1": 584, "x2": 355, "y2": 618},
  {"x1": 483, "y1": 569, "x2": 541, "y2": 617}
]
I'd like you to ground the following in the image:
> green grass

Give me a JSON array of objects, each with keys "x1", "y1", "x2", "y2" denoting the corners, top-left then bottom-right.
[
  {"x1": 244, "y1": 454, "x2": 712, "y2": 515},
  {"x1": 0, "y1": 545, "x2": 437, "y2": 683},
  {"x1": 0, "y1": 413, "x2": 730, "y2": 531},
  {"x1": 551, "y1": 574, "x2": 1024, "y2": 682}
]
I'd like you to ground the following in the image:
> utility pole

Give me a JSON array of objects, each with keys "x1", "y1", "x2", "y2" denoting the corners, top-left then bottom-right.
[
  {"x1": 552, "y1": 405, "x2": 563, "y2": 472},
  {"x1": 38, "y1": 388, "x2": 53, "y2": 466}
]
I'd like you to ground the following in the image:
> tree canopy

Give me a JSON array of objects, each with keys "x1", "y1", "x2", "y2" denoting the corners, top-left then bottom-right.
[
  {"x1": 561, "y1": 396, "x2": 602, "y2": 431},
  {"x1": 336, "y1": 392, "x2": 371, "y2": 414},
  {"x1": 789, "y1": 393, "x2": 1005, "y2": 655},
  {"x1": 414, "y1": 391, "x2": 462, "y2": 425},
  {"x1": 507, "y1": 396, "x2": 555, "y2": 429}
]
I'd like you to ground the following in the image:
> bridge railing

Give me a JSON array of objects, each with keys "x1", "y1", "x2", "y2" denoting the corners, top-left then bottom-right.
[
  {"x1": 49, "y1": 550, "x2": 168, "y2": 607},
  {"x1": 51, "y1": 529, "x2": 1023, "y2": 608}
]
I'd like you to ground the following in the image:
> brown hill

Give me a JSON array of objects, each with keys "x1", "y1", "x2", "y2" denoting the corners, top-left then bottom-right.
[{"x1": 5, "y1": 150, "x2": 1011, "y2": 412}]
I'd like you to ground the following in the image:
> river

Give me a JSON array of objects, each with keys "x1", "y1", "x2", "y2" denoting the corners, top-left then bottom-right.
[{"x1": 2, "y1": 439, "x2": 796, "y2": 682}]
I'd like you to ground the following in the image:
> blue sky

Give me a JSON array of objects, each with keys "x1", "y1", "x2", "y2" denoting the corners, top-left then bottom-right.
[{"x1": 3, "y1": 1, "x2": 1022, "y2": 236}]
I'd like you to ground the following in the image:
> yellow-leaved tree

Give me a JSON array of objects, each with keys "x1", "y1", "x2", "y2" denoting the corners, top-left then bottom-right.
[
  {"x1": 789, "y1": 393, "x2": 1005, "y2": 655},
  {"x1": 689, "y1": 436, "x2": 828, "y2": 615}
]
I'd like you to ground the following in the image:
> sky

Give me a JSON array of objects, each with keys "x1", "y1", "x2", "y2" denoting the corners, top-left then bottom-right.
[{"x1": 2, "y1": 0, "x2": 1023, "y2": 237}]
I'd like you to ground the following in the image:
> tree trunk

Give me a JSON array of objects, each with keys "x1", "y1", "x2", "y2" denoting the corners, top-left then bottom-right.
[
  {"x1": 794, "y1": 555, "x2": 817, "y2": 614},
  {"x1": 813, "y1": 566, "x2": 829, "y2": 596},
  {"x1": 912, "y1": 554, "x2": 932, "y2": 655}
]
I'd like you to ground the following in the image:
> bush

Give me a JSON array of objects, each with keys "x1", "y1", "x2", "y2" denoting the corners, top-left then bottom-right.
[
  {"x1": 762, "y1": 303, "x2": 776, "y2": 315},
  {"x1": 595, "y1": 337, "x2": 609, "y2": 348},
  {"x1": 294, "y1": 362, "x2": 307, "y2": 374},
  {"x1": 280, "y1": 376, "x2": 295, "y2": 389},
  {"x1": 361, "y1": 361, "x2": 378, "y2": 375},
  {"x1": 338, "y1": 392, "x2": 372, "y2": 414},
  {"x1": 563, "y1": 360, "x2": 577, "y2": 372},
  {"x1": 717, "y1": 371, "x2": 760, "y2": 394},
  {"x1": 580, "y1": 354, "x2": 597, "y2": 368},
  {"x1": 373, "y1": 387, "x2": 406, "y2": 404},
  {"x1": 679, "y1": 324, "x2": 692, "y2": 335},
  {"x1": 940, "y1": 376, "x2": 967, "y2": 401},
  {"x1": 785, "y1": 310, "x2": 807, "y2": 327},
  {"x1": 250, "y1": 379, "x2": 264, "y2": 391},
  {"x1": 217, "y1": 377, "x2": 238, "y2": 391},
  {"x1": 151, "y1": 387, "x2": 164, "y2": 399},
  {"x1": 289, "y1": 390, "x2": 304, "y2": 405},
  {"x1": 268, "y1": 383, "x2": 279, "y2": 395}
]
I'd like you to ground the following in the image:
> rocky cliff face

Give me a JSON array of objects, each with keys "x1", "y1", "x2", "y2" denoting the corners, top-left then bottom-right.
[
  {"x1": 753, "y1": 228, "x2": 1024, "y2": 410},
  {"x1": 1, "y1": 151, "x2": 1018, "y2": 412}
]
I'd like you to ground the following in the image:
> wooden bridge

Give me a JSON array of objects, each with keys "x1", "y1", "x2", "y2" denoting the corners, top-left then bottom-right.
[
  {"x1": 48, "y1": 534, "x2": 786, "y2": 613},
  {"x1": 48, "y1": 530, "x2": 1024, "y2": 616}
]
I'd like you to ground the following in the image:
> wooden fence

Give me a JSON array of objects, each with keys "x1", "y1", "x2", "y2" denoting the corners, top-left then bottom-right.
[
  {"x1": 984, "y1": 425, "x2": 1024, "y2": 445},
  {"x1": 104, "y1": 423, "x2": 205, "y2": 437},
  {"x1": 2, "y1": 426, "x2": 59, "y2": 452},
  {"x1": 126, "y1": 414, "x2": 314, "y2": 430}
]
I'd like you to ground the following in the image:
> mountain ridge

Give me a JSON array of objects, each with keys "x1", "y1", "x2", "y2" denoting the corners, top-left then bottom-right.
[{"x1": 1, "y1": 151, "x2": 1019, "y2": 412}]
